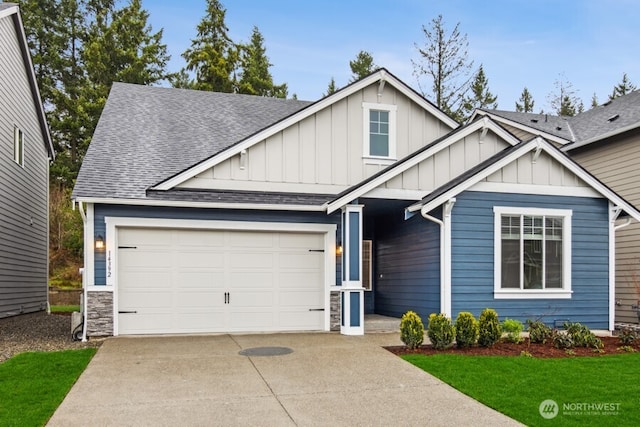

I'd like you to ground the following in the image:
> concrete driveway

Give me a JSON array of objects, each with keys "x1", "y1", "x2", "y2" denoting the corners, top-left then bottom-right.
[{"x1": 48, "y1": 333, "x2": 520, "y2": 426}]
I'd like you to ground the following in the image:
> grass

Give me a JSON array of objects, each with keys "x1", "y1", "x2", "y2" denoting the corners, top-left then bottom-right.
[
  {"x1": 403, "y1": 353, "x2": 640, "y2": 426},
  {"x1": 50, "y1": 305, "x2": 81, "y2": 313},
  {"x1": 0, "y1": 349, "x2": 97, "y2": 426}
]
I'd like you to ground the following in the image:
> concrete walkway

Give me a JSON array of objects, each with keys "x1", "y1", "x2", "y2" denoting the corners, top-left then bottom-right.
[{"x1": 48, "y1": 333, "x2": 521, "y2": 426}]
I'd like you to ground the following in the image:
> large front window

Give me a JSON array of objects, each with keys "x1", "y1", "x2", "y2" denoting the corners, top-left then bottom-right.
[{"x1": 494, "y1": 207, "x2": 572, "y2": 299}]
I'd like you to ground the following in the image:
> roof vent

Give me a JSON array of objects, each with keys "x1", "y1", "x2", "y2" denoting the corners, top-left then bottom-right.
[
  {"x1": 530, "y1": 119, "x2": 538, "y2": 123},
  {"x1": 607, "y1": 114, "x2": 620, "y2": 122},
  {"x1": 556, "y1": 126, "x2": 562, "y2": 131},
  {"x1": 603, "y1": 100, "x2": 612, "y2": 107}
]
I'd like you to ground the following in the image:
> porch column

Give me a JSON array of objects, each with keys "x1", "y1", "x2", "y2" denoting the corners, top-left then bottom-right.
[{"x1": 340, "y1": 204, "x2": 364, "y2": 335}]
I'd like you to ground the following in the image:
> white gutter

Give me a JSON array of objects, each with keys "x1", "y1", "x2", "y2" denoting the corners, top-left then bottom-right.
[
  {"x1": 420, "y1": 198, "x2": 456, "y2": 317},
  {"x1": 77, "y1": 201, "x2": 88, "y2": 343}
]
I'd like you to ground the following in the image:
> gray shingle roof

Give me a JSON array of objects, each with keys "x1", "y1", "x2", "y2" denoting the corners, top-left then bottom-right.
[
  {"x1": 145, "y1": 189, "x2": 333, "y2": 206},
  {"x1": 478, "y1": 109, "x2": 574, "y2": 141},
  {"x1": 479, "y1": 91, "x2": 640, "y2": 150},
  {"x1": 72, "y1": 83, "x2": 312, "y2": 200},
  {"x1": 567, "y1": 90, "x2": 640, "y2": 147}
]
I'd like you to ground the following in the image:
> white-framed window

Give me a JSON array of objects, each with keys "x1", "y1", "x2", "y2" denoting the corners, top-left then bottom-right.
[
  {"x1": 493, "y1": 206, "x2": 572, "y2": 299},
  {"x1": 362, "y1": 102, "x2": 396, "y2": 163},
  {"x1": 13, "y1": 126, "x2": 24, "y2": 167}
]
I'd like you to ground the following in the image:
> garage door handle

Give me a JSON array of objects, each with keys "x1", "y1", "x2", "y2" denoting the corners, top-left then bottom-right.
[
  {"x1": 308, "y1": 249, "x2": 325, "y2": 252},
  {"x1": 118, "y1": 310, "x2": 137, "y2": 314},
  {"x1": 118, "y1": 246, "x2": 137, "y2": 249},
  {"x1": 309, "y1": 308, "x2": 325, "y2": 311}
]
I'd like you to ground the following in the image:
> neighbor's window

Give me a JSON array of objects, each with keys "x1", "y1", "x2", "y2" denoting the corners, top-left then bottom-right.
[
  {"x1": 494, "y1": 207, "x2": 572, "y2": 299},
  {"x1": 362, "y1": 102, "x2": 396, "y2": 162},
  {"x1": 14, "y1": 126, "x2": 24, "y2": 167}
]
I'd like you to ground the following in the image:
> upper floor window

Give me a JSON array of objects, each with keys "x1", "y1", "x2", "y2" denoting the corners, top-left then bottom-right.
[
  {"x1": 14, "y1": 126, "x2": 24, "y2": 167},
  {"x1": 493, "y1": 207, "x2": 572, "y2": 299},
  {"x1": 362, "y1": 102, "x2": 396, "y2": 163}
]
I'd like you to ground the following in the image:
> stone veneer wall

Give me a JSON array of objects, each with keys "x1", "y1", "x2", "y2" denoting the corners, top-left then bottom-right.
[
  {"x1": 86, "y1": 291, "x2": 113, "y2": 336},
  {"x1": 330, "y1": 291, "x2": 340, "y2": 331}
]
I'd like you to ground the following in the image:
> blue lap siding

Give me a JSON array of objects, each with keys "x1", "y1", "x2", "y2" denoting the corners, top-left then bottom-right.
[
  {"x1": 92, "y1": 204, "x2": 341, "y2": 286},
  {"x1": 374, "y1": 210, "x2": 441, "y2": 321},
  {"x1": 451, "y1": 191, "x2": 610, "y2": 329}
]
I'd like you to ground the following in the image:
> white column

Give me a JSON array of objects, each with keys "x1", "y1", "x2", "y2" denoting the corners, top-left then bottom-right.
[{"x1": 340, "y1": 204, "x2": 364, "y2": 335}]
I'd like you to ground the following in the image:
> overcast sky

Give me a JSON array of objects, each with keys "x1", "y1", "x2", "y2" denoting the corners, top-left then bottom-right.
[{"x1": 146, "y1": 0, "x2": 640, "y2": 112}]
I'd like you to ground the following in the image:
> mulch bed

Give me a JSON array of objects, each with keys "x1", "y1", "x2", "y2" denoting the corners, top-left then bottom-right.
[{"x1": 386, "y1": 336, "x2": 640, "y2": 358}]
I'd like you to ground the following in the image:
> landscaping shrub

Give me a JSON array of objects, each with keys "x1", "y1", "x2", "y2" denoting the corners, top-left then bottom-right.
[
  {"x1": 501, "y1": 318, "x2": 523, "y2": 344},
  {"x1": 552, "y1": 330, "x2": 574, "y2": 349},
  {"x1": 400, "y1": 311, "x2": 424, "y2": 350},
  {"x1": 564, "y1": 322, "x2": 603, "y2": 349},
  {"x1": 454, "y1": 312, "x2": 478, "y2": 348},
  {"x1": 618, "y1": 328, "x2": 638, "y2": 346},
  {"x1": 527, "y1": 320, "x2": 552, "y2": 344},
  {"x1": 478, "y1": 308, "x2": 501, "y2": 347},
  {"x1": 427, "y1": 313, "x2": 455, "y2": 350}
]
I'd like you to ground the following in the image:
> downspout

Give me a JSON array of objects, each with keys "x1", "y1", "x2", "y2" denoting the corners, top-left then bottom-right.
[
  {"x1": 610, "y1": 207, "x2": 633, "y2": 331},
  {"x1": 421, "y1": 198, "x2": 456, "y2": 317},
  {"x1": 77, "y1": 200, "x2": 88, "y2": 342}
]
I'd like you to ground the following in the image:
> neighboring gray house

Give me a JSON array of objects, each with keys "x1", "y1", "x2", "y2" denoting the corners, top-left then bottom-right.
[
  {"x1": 73, "y1": 68, "x2": 640, "y2": 338},
  {"x1": 0, "y1": 4, "x2": 55, "y2": 318},
  {"x1": 473, "y1": 92, "x2": 640, "y2": 324}
]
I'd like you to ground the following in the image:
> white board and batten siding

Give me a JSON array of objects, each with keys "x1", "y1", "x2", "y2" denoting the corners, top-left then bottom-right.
[
  {"x1": 178, "y1": 83, "x2": 451, "y2": 194},
  {"x1": 0, "y1": 14, "x2": 50, "y2": 317},
  {"x1": 116, "y1": 227, "x2": 326, "y2": 335},
  {"x1": 571, "y1": 133, "x2": 640, "y2": 323}
]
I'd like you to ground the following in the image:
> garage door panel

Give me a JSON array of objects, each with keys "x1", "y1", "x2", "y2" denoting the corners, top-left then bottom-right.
[{"x1": 117, "y1": 227, "x2": 325, "y2": 335}]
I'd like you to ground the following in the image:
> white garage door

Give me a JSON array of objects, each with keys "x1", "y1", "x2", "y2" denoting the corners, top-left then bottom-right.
[{"x1": 117, "y1": 227, "x2": 325, "y2": 335}]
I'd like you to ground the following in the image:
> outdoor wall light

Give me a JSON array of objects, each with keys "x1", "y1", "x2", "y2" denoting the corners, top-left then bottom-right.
[
  {"x1": 336, "y1": 245, "x2": 343, "y2": 256},
  {"x1": 95, "y1": 235, "x2": 105, "y2": 250}
]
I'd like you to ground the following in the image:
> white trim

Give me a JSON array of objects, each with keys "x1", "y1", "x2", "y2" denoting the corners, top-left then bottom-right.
[
  {"x1": 472, "y1": 110, "x2": 571, "y2": 145},
  {"x1": 412, "y1": 137, "x2": 640, "y2": 223},
  {"x1": 13, "y1": 126, "x2": 24, "y2": 167},
  {"x1": 470, "y1": 182, "x2": 600, "y2": 198},
  {"x1": 86, "y1": 285, "x2": 113, "y2": 292},
  {"x1": 102, "y1": 217, "x2": 336, "y2": 336},
  {"x1": 86, "y1": 204, "x2": 95, "y2": 287},
  {"x1": 0, "y1": 4, "x2": 19, "y2": 19},
  {"x1": 608, "y1": 202, "x2": 616, "y2": 331},
  {"x1": 327, "y1": 118, "x2": 520, "y2": 214},
  {"x1": 362, "y1": 102, "x2": 397, "y2": 160},
  {"x1": 153, "y1": 69, "x2": 458, "y2": 191},
  {"x1": 73, "y1": 196, "x2": 325, "y2": 212},
  {"x1": 341, "y1": 205, "x2": 363, "y2": 288},
  {"x1": 178, "y1": 178, "x2": 348, "y2": 195},
  {"x1": 340, "y1": 289, "x2": 365, "y2": 336},
  {"x1": 493, "y1": 206, "x2": 572, "y2": 299},
  {"x1": 442, "y1": 199, "x2": 455, "y2": 317},
  {"x1": 364, "y1": 188, "x2": 425, "y2": 200},
  {"x1": 362, "y1": 157, "x2": 396, "y2": 166}
]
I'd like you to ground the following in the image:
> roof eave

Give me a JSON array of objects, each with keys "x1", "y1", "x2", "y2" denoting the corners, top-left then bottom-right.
[
  {"x1": 474, "y1": 110, "x2": 572, "y2": 146},
  {"x1": 563, "y1": 120, "x2": 640, "y2": 152}
]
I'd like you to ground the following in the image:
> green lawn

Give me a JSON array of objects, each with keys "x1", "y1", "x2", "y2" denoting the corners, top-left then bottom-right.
[
  {"x1": 0, "y1": 349, "x2": 96, "y2": 426},
  {"x1": 403, "y1": 353, "x2": 640, "y2": 426},
  {"x1": 50, "y1": 305, "x2": 80, "y2": 313}
]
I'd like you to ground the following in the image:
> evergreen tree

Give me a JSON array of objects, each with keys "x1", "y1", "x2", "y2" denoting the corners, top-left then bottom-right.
[
  {"x1": 324, "y1": 77, "x2": 337, "y2": 97},
  {"x1": 610, "y1": 73, "x2": 637, "y2": 100},
  {"x1": 515, "y1": 87, "x2": 535, "y2": 113},
  {"x1": 182, "y1": 0, "x2": 238, "y2": 92},
  {"x1": 237, "y1": 26, "x2": 287, "y2": 98},
  {"x1": 461, "y1": 64, "x2": 497, "y2": 120},
  {"x1": 590, "y1": 92, "x2": 599, "y2": 108},
  {"x1": 169, "y1": 69, "x2": 197, "y2": 89},
  {"x1": 349, "y1": 50, "x2": 376, "y2": 82},
  {"x1": 412, "y1": 15, "x2": 474, "y2": 123}
]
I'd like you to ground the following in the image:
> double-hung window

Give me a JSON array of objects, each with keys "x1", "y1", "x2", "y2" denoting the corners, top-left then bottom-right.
[
  {"x1": 362, "y1": 103, "x2": 396, "y2": 163},
  {"x1": 14, "y1": 126, "x2": 24, "y2": 167},
  {"x1": 494, "y1": 207, "x2": 572, "y2": 299}
]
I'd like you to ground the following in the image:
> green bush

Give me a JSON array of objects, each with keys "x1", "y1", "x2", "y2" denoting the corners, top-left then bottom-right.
[
  {"x1": 478, "y1": 308, "x2": 501, "y2": 347},
  {"x1": 454, "y1": 312, "x2": 478, "y2": 348},
  {"x1": 427, "y1": 313, "x2": 456, "y2": 350},
  {"x1": 527, "y1": 320, "x2": 553, "y2": 344},
  {"x1": 501, "y1": 318, "x2": 524, "y2": 343},
  {"x1": 618, "y1": 328, "x2": 638, "y2": 346},
  {"x1": 553, "y1": 330, "x2": 574, "y2": 349},
  {"x1": 564, "y1": 322, "x2": 603, "y2": 349},
  {"x1": 400, "y1": 311, "x2": 424, "y2": 350}
]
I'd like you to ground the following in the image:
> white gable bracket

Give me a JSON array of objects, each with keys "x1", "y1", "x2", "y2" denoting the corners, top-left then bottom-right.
[{"x1": 532, "y1": 138, "x2": 543, "y2": 163}]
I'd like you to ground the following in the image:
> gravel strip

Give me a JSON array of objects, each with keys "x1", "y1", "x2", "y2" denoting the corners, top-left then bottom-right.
[{"x1": 0, "y1": 311, "x2": 103, "y2": 363}]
